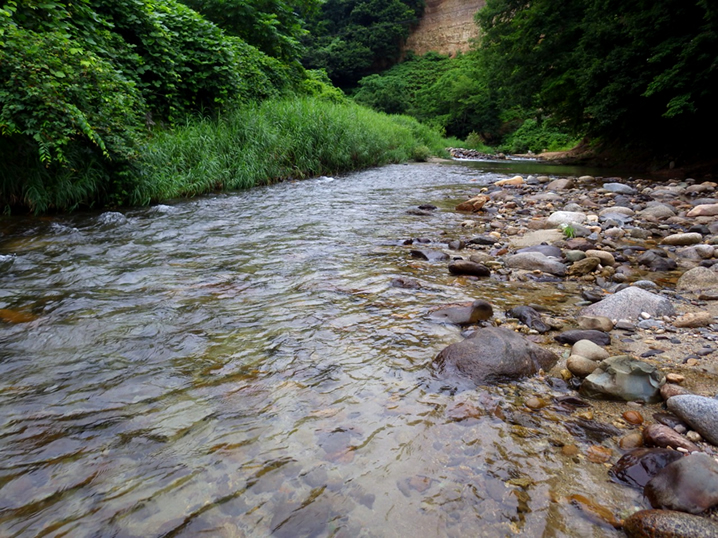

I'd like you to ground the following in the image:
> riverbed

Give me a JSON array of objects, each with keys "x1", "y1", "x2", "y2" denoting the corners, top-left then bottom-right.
[{"x1": 0, "y1": 162, "x2": 659, "y2": 537}]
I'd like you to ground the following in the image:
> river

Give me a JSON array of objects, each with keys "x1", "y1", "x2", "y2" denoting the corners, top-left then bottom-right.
[{"x1": 0, "y1": 162, "x2": 641, "y2": 537}]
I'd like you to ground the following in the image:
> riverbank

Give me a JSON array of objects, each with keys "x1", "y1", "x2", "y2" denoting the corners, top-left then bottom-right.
[{"x1": 407, "y1": 169, "x2": 718, "y2": 532}]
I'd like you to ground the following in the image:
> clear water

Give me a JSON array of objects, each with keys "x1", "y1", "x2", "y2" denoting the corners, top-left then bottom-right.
[{"x1": 0, "y1": 163, "x2": 641, "y2": 537}]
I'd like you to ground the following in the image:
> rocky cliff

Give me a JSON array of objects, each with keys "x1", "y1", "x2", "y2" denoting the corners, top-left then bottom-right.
[{"x1": 403, "y1": 0, "x2": 486, "y2": 56}]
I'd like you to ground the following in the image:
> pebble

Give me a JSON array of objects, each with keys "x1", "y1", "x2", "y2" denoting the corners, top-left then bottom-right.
[{"x1": 642, "y1": 423, "x2": 700, "y2": 452}]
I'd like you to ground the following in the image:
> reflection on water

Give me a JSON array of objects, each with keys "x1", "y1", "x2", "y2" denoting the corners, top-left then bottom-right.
[{"x1": 0, "y1": 163, "x2": 638, "y2": 537}]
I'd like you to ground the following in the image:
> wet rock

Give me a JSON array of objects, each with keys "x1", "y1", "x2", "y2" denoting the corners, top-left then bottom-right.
[
  {"x1": 567, "y1": 256, "x2": 601, "y2": 276},
  {"x1": 619, "y1": 433, "x2": 644, "y2": 449},
  {"x1": 643, "y1": 423, "x2": 700, "y2": 452},
  {"x1": 572, "y1": 339, "x2": 610, "y2": 361},
  {"x1": 662, "y1": 232, "x2": 704, "y2": 246},
  {"x1": 668, "y1": 395, "x2": 718, "y2": 446},
  {"x1": 676, "y1": 266, "x2": 718, "y2": 292},
  {"x1": 430, "y1": 300, "x2": 494, "y2": 325},
  {"x1": 609, "y1": 448, "x2": 684, "y2": 488},
  {"x1": 580, "y1": 356, "x2": 665, "y2": 403},
  {"x1": 406, "y1": 208, "x2": 433, "y2": 216},
  {"x1": 555, "y1": 330, "x2": 611, "y2": 346},
  {"x1": 390, "y1": 277, "x2": 421, "y2": 289},
  {"x1": 637, "y1": 250, "x2": 679, "y2": 272},
  {"x1": 468, "y1": 234, "x2": 497, "y2": 246},
  {"x1": 433, "y1": 326, "x2": 559, "y2": 385},
  {"x1": 564, "y1": 418, "x2": 621, "y2": 442},
  {"x1": 603, "y1": 182, "x2": 636, "y2": 194},
  {"x1": 448, "y1": 259, "x2": 491, "y2": 277},
  {"x1": 579, "y1": 286, "x2": 675, "y2": 320},
  {"x1": 505, "y1": 252, "x2": 567, "y2": 276},
  {"x1": 577, "y1": 315, "x2": 614, "y2": 332},
  {"x1": 506, "y1": 306, "x2": 550, "y2": 333},
  {"x1": 674, "y1": 312, "x2": 714, "y2": 328},
  {"x1": 687, "y1": 203, "x2": 718, "y2": 217},
  {"x1": 645, "y1": 453, "x2": 718, "y2": 513},
  {"x1": 411, "y1": 249, "x2": 449, "y2": 262},
  {"x1": 567, "y1": 355, "x2": 599, "y2": 377},
  {"x1": 623, "y1": 410, "x2": 644, "y2": 425},
  {"x1": 546, "y1": 211, "x2": 587, "y2": 228},
  {"x1": 623, "y1": 509, "x2": 718, "y2": 538}
]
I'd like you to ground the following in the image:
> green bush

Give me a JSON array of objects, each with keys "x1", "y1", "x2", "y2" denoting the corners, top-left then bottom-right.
[{"x1": 498, "y1": 118, "x2": 580, "y2": 154}]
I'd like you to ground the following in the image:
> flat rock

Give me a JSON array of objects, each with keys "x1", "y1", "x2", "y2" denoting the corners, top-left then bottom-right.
[
  {"x1": 430, "y1": 300, "x2": 494, "y2": 325},
  {"x1": 668, "y1": 395, "x2": 718, "y2": 445},
  {"x1": 603, "y1": 182, "x2": 636, "y2": 194},
  {"x1": 661, "y1": 232, "x2": 704, "y2": 246},
  {"x1": 555, "y1": 330, "x2": 610, "y2": 346},
  {"x1": 546, "y1": 211, "x2": 587, "y2": 228},
  {"x1": 515, "y1": 244, "x2": 563, "y2": 258},
  {"x1": 411, "y1": 249, "x2": 449, "y2": 262},
  {"x1": 509, "y1": 229, "x2": 563, "y2": 249},
  {"x1": 674, "y1": 312, "x2": 714, "y2": 328},
  {"x1": 645, "y1": 453, "x2": 718, "y2": 513},
  {"x1": 546, "y1": 178, "x2": 574, "y2": 190},
  {"x1": 506, "y1": 306, "x2": 550, "y2": 333},
  {"x1": 579, "y1": 286, "x2": 675, "y2": 320},
  {"x1": 580, "y1": 356, "x2": 665, "y2": 403},
  {"x1": 623, "y1": 510, "x2": 718, "y2": 538},
  {"x1": 433, "y1": 326, "x2": 559, "y2": 385},
  {"x1": 687, "y1": 203, "x2": 718, "y2": 217},
  {"x1": 639, "y1": 205, "x2": 676, "y2": 220},
  {"x1": 448, "y1": 260, "x2": 490, "y2": 277},
  {"x1": 504, "y1": 252, "x2": 567, "y2": 276},
  {"x1": 676, "y1": 266, "x2": 718, "y2": 292}
]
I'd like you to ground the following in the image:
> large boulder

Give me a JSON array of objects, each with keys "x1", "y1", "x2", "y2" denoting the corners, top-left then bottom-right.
[
  {"x1": 433, "y1": 326, "x2": 559, "y2": 385},
  {"x1": 579, "y1": 356, "x2": 665, "y2": 403},
  {"x1": 579, "y1": 286, "x2": 675, "y2": 320}
]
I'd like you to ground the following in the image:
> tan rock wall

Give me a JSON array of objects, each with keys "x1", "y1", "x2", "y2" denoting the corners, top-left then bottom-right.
[{"x1": 403, "y1": 0, "x2": 486, "y2": 56}]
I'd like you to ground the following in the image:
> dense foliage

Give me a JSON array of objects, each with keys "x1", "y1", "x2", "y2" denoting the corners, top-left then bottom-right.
[
  {"x1": 0, "y1": 0, "x2": 298, "y2": 212},
  {"x1": 302, "y1": 0, "x2": 424, "y2": 87},
  {"x1": 477, "y1": 0, "x2": 718, "y2": 158}
]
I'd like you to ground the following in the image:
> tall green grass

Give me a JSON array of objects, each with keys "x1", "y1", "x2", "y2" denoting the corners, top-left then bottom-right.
[{"x1": 132, "y1": 96, "x2": 448, "y2": 204}]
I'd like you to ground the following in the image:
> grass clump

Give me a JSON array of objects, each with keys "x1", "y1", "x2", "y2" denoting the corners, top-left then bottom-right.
[{"x1": 137, "y1": 96, "x2": 447, "y2": 203}]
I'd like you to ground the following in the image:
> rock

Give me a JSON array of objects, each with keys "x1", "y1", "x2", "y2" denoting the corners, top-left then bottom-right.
[
  {"x1": 668, "y1": 395, "x2": 718, "y2": 446},
  {"x1": 577, "y1": 315, "x2": 614, "y2": 332},
  {"x1": 676, "y1": 266, "x2": 718, "y2": 292},
  {"x1": 661, "y1": 383, "x2": 692, "y2": 400},
  {"x1": 468, "y1": 234, "x2": 497, "y2": 246},
  {"x1": 579, "y1": 286, "x2": 675, "y2": 320},
  {"x1": 506, "y1": 306, "x2": 550, "y2": 333},
  {"x1": 639, "y1": 204, "x2": 676, "y2": 219},
  {"x1": 661, "y1": 232, "x2": 704, "y2": 246},
  {"x1": 609, "y1": 448, "x2": 684, "y2": 488},
  {"x1": 564, "y1": 418, "x2": 621, "y2": 442},
  {"x1": 564, "y1": 250, "x2": 586, "y2": 262},
  {"x1": 546, "y1": 178, "x2": 574, "y2": 190},
  {"x1": 687, "y1": 203, "x2": 718, "y2": 217},
  {"x1": 623, "y1": 410, "x2": 644, "y2": 425},
  {"x1": 515, "y1": 244, "x2": 563, "y2": 258},
  {"x1": 448, "y1": 260, "x2": 491, "y2": 277},
  {"x1": 455, "y1": 195, "x2": 489, "y2": 212},
  {"x1": 645, "y1": 453, "x2": 718, "y2": 513},
  {"x1": 468, "y1": 252, "x2": 493, "y2": 264},
  {"x1": 430, "y1": 300, "x2": 494, "y2": 325},
  {"x1": 411, "y1": 249, "x2": 449, "y2": 262},
  {"x1": 555, "y1": 330, "x2": 611, "y2": 346},
  {"x1": 505, "y1": 252, "x2": 567, "y2": 276},
  {"x1": 623, "y1": 510, "x2": 718, "y2": 538},
  {"x1": 433, "y1": 326, "x2": 559, "y2": 385},
  {"x1": 643, "y1": 423, "x2": 700, "y2": 452},
  {"x1": 603, "y1": 182, "x2": 636, "y2": 194},
  {"x1": 580, "y1": 356, "x2": 665, "y2": 403},
  {"x1": 619, "y1": 433, "x2": 645, "y2": 449},
  {"x1": 585, "y1": 249, "x2": 615, "y2": 266},
  {"x1": 567, "y1": 355, "x2": 600, "y2": 377},
  {"x1": 572, "y1": 339, "x2": 610, "y2": 361},
  {"x1": 546, "y1": 211, "x2": 587, "y2": 228},
  {"x1": 495, "y1": 175, "x2": 524, "y2": 187},
  {"x1": 390, "y1": 277, "x2": 421, "y2": 289},
  {"x1": 637, "y1": 251, "x2": 679, "y2": 272},
  {"x1": 674, "y1": 312, "x2": 713, "y2": 328},
  {"x1": 567, "y1": 257, "x2": 601, "y2": 276},
  {"x1": 509, "y1": 229, "x2": 564, "y2": 249}
]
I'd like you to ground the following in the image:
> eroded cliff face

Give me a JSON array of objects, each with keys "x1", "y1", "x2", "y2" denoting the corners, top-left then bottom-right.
[{"x1": 403, "y1": 0, "x2": 486, "y2": 56}]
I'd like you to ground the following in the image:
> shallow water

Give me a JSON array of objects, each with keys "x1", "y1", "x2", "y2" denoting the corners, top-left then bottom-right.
[{"x1": 0, "y1": 163, "x2": 642, "y2": 537}]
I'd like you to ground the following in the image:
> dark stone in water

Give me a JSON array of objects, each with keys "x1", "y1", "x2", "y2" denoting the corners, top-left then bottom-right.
[
  {"x1": 645, "y1": 453, "x2": 718, "y2": 514},
  {"x1": 468, "y1": 235, "x2": 497, "y2": 246},
  {"x1": 430, "y1": 300, "x2": 494, "y2": 326},
  {"x1": 390, "y1": 277, "x2": 421, "y2": 289},
  {"x1": 447, "y1": 240, "x2": 464, "y2": 250},
  {"x1": 653, "y1": 412, "x2": 689, "y2": 430},
  {"x1": 608, "y1": 448, "x2": 683, "y2": 489},
  {"x1": 555, "y1": 330, "x2": 611, "y2": 346},
  {"x1": 623, "y1": 510, "x2": 718, "y2": 538},
  {"x1": 406, "y1": 209, "x2": 433, "y2": 216},
  {"x1": 411, "y1": 249, "x2": 449, "y2": 262},
  {"x1": 418, "y1": 204, "x2": 437, "y2": 210},
  {"x1": 637, "y1": 250, "x2": 678, "y2": 272},
  {"x1": 581, "y1": 289, "x2": 604, "y2": 303},
  {"x1": 448, "y1": 260, "x2": 490, "y2": 277},
  {"x1": 433, "y1": 326, "x2": 559, "y2": 385},
  {"x1": 507, "y1": 306, "x2": 550, "y2": 333},
  {"x1": 564, "y1": 418, "x2": 621, "y2": 442}
]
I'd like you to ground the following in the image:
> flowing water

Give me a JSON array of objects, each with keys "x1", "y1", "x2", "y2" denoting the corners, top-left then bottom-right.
[{"x1": 0, "y1": 163, "x2": 643, "y2": 537}]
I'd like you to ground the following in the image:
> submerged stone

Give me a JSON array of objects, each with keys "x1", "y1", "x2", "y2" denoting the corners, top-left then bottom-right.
[
  {"x1": 608, "y1": 448, "x2": 683, "y2": 489},
  {"x1": 645, "y1": 453, "x2": 718, "y2": 514}
]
